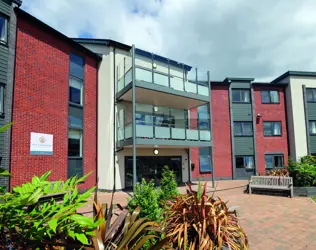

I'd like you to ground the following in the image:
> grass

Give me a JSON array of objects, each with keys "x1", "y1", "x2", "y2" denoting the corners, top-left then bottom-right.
[{"x1": 312, "y1": 197, "x2": 316, "y2": 203}]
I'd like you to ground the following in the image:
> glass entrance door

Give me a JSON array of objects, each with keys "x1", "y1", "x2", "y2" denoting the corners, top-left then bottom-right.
[{"x1": 125, "y1": 156, "x2": 182, "y2": 189}]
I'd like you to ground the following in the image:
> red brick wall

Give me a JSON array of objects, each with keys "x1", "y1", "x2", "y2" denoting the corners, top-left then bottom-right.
[
  {"x1": 190, "y1": 84, "x2": 233, "y2": 179},
  {"x1": 254, "y1": 86, "x2": 288, "y2": 174},
  {"x1": 10, "y1": 16, "x2": 97, "y2": 189}
]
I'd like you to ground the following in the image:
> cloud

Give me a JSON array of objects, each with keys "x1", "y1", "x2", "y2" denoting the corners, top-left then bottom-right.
[{"x1": 23, "y1": 0, "x2": 316, "y2": 81}]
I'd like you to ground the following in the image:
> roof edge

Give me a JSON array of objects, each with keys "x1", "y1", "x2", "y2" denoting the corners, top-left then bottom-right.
[
  {"x1": 13, "y1": 0, "x2": 22, "y2": 6},
  {"x1": 15, "y1": 8, "x2": 102, "y2": 61},
  {"x1": 271, "y1": 71, "x2": 316, "y2": 84}
]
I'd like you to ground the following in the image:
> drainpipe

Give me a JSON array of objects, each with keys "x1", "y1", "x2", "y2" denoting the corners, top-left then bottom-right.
[{"x1": 185, "y1": 148, "x2": 191, "y2": 183}]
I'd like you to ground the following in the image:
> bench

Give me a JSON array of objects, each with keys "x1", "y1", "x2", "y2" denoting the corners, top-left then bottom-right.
[{"x1": 249, "y1": 176, "x2": 293, "y2": 198}]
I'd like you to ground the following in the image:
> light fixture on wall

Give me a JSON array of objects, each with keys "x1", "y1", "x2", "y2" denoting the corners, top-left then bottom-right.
[
  {"x1": 154, "y1": 106, "x2": 159, "y2": 112},
  {"x1": 257, "y1": 114, "x2": 262, "y2": 118},
  {"x1": 153, "y1": 63, "x2": 157, "y2": 69},
  {"x1": 153, "y1": 149, "x2": 159, "y2": 155}
]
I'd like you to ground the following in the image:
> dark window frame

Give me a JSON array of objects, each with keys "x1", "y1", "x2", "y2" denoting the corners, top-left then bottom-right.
[
  {"x1": 199, "y1": 147, "x2": 212, "y2": 173},
  {"x1": 265, "y1": 154, "x2": 284, "y2": 169},
  {"x1": 0, "y1": 85, "x2": 4, "y2": 115},
  {"x1": 235, "y1": 155, "x2": 255, "y2": 169},
  {"x1": 306, "y1": 88, "x2": 316, "y2": 103},
  {"x1": 0, "y1": 14, "x2": 8, "y2": 45},
  {"x1": 68, "y1": 52, "x2": 85, "y2": 179},
  {"x1": 231, "y1": 89, "x2": 251, "y2": 103},
  {"x1": 233, "y1": 121, "x2": 253, "y2": 136},
  {"x1": 263, "y1": 121, "x2": 282, "y2": 137},
  {"x1": 309, "y1": 120, "x2": 316, "y2": 135},
  {"x1": 260, "y1": 90, "x2": 280, "y2": 104}
]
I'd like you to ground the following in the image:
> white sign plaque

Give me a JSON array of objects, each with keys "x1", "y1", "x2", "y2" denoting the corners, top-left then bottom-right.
[{"x1": 30, "y1": 132, "x2": 53, "y2": 155}]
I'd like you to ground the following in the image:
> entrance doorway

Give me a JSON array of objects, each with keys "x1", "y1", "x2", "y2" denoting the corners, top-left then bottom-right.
[
  {"x1": 235, "y1": 155, "x2": 255, "y2": 179},
  {"x1": 125, "y1": 156, "x2": 182, "y2": 188}
]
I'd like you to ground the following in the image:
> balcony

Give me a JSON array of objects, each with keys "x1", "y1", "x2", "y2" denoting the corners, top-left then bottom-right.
[
  {"x1": 117, "y1": 103, "x2": 211, "y2": 148},
  {"x1": 116, "y1": 48, "x2": 210, "y2": 110}
]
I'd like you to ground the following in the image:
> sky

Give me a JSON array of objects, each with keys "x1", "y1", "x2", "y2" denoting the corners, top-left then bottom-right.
[{"x1": 22, "y1": 0, "x2": 316, "y2": 81}]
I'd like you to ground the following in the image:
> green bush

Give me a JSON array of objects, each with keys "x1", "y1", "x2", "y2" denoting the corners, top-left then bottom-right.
[
  {"x1": 128, "y1": 178, "x2": 162, "y2": 222},
  {"x1": 295, "y1": 163, "x2": 316, "y2": 187},
  {"x1": 300, "y1": 155, "x2": 316, "y2": 165},
  {"x1": 160, "y1": 166, "x2": 179, "y2": 201}
]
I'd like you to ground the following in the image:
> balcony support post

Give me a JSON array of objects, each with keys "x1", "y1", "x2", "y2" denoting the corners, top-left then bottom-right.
[
  {"x1": 151, "y1": 53, "x2": 154, "y2": 84},
  {"x1": 132, "y1": 45, "x2": 137, "y2": 187},
  {"x1": 123, "y1": 57, "x2": 126, "y2": 87},
  {"x1": 183, "y1": 64, "x2": 186, "y2": 92},
  {"x1": 169, "y1": 108, "x2": 172, "y2": 139},
  {"x1": 208, "y1": 70, "x2": 215, "y2": 188},
  {"x1": 168, "y1": 59, "x2": 171, "y2": 88}
]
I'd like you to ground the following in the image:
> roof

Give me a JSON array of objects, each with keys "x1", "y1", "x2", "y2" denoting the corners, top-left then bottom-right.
[
  {"x1": 73, "y1": 38, "x2": 192, "y2": 71},
  {"x1": 13, "y1": 0, "x2": 22, "y2": 6},
  {"x1": 271, "y1": 71, "x2": 316, "y2": 84},
  {"x1": 15, "y1": 8, "x2": 102, "y2": 61}
]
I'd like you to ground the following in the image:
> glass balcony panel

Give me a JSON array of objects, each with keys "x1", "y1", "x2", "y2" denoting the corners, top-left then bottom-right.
[
  {"x1": 135, "y1": 54, "x2": 152, "y2": 70},
  {"x1": 171, "y1": 128, "x2": 185, "y2": 139},
  {"x1": 155, "y1": 127, "x2": 171, "y2": 139},
  {"x1": 185, "y1": 80, "x2": 197, "y2": 94},
  {"x1": 117, "y1": 78, "x2": 124, "y2": 92},
  {"x1": 117, "y1": 128, "x2": 124, "y2": 141},
  {"x1": 198, "y1": 85, "x2": 209, "y2": 96},
  {"x1": 170, "y1": 76, "x2": 184, "y2": 91},
  {"x1": 154, "y1": 72, "x2": 169, "y2": 87},
  {"x1": 125, "y1": 69, "x2": 132, "y2": 86},
  {"x1": 186, "y1": 129, "x2": 199, "y2": 140},
  {"x1": 125, "y1": 124, "x2": 132, "y2": 139},
  {"x1": 200, "y1": 130, "x2": 211, "y2": 141},
  {"x1": 136, "y1": 124, "x2": 154, "y2": 138},
  {"x1": 136, "y1": 67, "x2": 152, "y2": 82}
]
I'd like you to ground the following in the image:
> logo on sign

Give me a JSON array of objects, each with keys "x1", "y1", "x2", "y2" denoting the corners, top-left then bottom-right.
[{"x1": 39, "y1": 136, "x2": 46, "y2": 144}]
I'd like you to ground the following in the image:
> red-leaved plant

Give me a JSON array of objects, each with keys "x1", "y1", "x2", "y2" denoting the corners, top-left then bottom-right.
[{"x1": 165, "y1": 182, "x2": 248, "y2": 250}]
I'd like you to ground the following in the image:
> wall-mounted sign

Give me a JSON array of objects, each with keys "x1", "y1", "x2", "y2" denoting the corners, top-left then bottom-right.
[{"x1": 30, "y1": 132, "x2": 53, "y2": 155}]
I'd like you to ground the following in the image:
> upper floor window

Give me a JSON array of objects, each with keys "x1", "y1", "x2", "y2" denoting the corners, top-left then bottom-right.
[
  {"x1": 263, "y1": 121, "x2": 281, "y2": 136},
  {"x1": 0, "y1": 16, "x2": 8, "y2": 44},
  {"x1": 232, "y1": 89, "x2": 250, "y2": 103},
  {"x1": 265, "y1": 154, "x2": 284, "y2": 169},
  {"x1": 306, "y1": 88, "x2": 316, "y2": 102},
  {"x1": 69, "y1": 76, "x2": 83, "y2": 105},
  {"x1": 261, "y1": 90, "x2": 279, "y2": 104},
  {"x1": 70, "y1": 53, "x2": 84, "y2": 79},
  {"x1": 236, "y1": 156, "x2": 254, "y2": 169},
  {"x1": 198, "y1": 104, "x2": 209, "y2": 130},
  {"x1": 309, "y1": 121, "x2": 316, "y2": 135},
  {"x1": 234, "y1": 122, "x2": 253, "y2": 136}
]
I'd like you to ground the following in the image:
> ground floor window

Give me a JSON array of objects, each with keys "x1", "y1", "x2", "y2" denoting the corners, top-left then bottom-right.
[
  {"x1": 235, "y1": 156, "x2": 254, "y2": 169},
  {"x1": 199, "y1": 147, "x2": 211, "y2": 172},
  {"x1": 265, "y1": 154, "x2": 284, "y2": 169},
  {"x1": 68, "y1": 129, "x2": 83, "y2": 178}
]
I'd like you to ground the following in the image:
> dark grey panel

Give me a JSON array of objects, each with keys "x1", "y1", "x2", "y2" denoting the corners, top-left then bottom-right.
[
  {"x1": 309, "y1": 136, "x2": 316, "y2": 154},
  {"x1": 232, "y1": 103, "x2": 252, "y2": 121},
  {"x1": 0, "y1": 45, "x2": 8, "y2": 84},
  {"x1": 307, "y1": 103, "x2": 316, "y2": 120},
  {"x1": 0, "y1": 117, "x2": 5, "y2": 154},
  {"x1": 230, "y1": 82, "x2": 251, "y2": 89},
  {"x1": 0, "y1": 0, "x2": 11, "y2": 16},
  {"x1": 234, "y1": 137, "x2": 254, "y2": 155}
]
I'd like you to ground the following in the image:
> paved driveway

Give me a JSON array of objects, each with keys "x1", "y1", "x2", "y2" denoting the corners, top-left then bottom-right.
[{"x1": 81, "y1": 180, "x2": 316, "y2": 250}]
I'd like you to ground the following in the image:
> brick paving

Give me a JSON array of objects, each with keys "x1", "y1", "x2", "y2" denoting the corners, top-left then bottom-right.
[{"x1": 79, "y1": 180, "x2": 316, "y2": 250}]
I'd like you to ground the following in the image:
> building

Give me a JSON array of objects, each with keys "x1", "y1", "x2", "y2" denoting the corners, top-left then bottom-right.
[
  {"x1": 272, "y1": 71, "x2": 316, "y2": 161},
  {"x1": 190, "y1": 78, "x2": 288, "y2": 180},
  {"x1": 0, "y1": 0, "x2": 22, "y2": 188},
  {"x1": 0, "y1": 4, "x2": 100, "y2": 190},
  {"x1": 74, "y1": 39, "x2": 213, "y2": 191}
]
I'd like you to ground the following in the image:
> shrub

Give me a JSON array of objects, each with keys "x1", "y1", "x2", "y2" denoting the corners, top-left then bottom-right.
[
  {"x1": 295, "y1": 164, "x2": 316, "y2": 187},
  {"x1": 160, "y1": 166, "x2": 179, "y2": 201},
  {"x1": 0, "y1": 171, "x2": 101, "y2": 248},
  {"x1": 165, "y1": 182, "x2": 248, "y2": 250},
  {"x1": 266, "y1": 168, "x2": 289, "y2": 177},
  {"x1": 127, "y1": 179, "x2": 162, "y2": 222},
  {"x1": 300, "y1": 155, "x2": 316, "y2": 165}
]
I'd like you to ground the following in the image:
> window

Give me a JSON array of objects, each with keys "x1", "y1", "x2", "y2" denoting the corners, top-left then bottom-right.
[
  {"x1": 232, "y1": 89, "x2": 250, "y2": 103},
  {"x1": 263, "y1": 122, "x2": 282, "y2": 136},
  {"x1": 306, "y1": 88, "x2": 316, "y2": 102},
  {"x1": 261, "y1": 90, "x2": 279, "y2": 104},
  {"x1": 0, "y1": 16, "x2": 8, "y2": 44},
  {"x1": 70, "y1": 53, "x2": 84, "y2": 79},
  {"x1": 309, "y1": 121, "x2": 316, "y2": 135},
  {"x1": 235, "y1": 156, "x2": 254, "y2": 169},
  {"x1": 234, "y1": 122, "x2": 253, "y2": 136},
  {"x1": 68, "y1": 53, "x2": 84, "y2": 178},
  {"x1": 68, "y1": 130, "x2": 82, "y2": 157},
  {"x1": 199, "y1": 147, "x2": 211, "y2": 172},
  {"x1": 265, "y1": 154, "x2": 284, "y2": 169},
  {"x1": 0, "y1": 85, "x2": 3, "y2": 114},
  {"x1": 198, "y1": 105, "x2": 209, "y2": 130},
  {"x1": 69, "y1": 76, "x2": 83, "y2": 105},
  {"x1": 69, "y1": 106, "x2": 83, "y2": 129}
]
